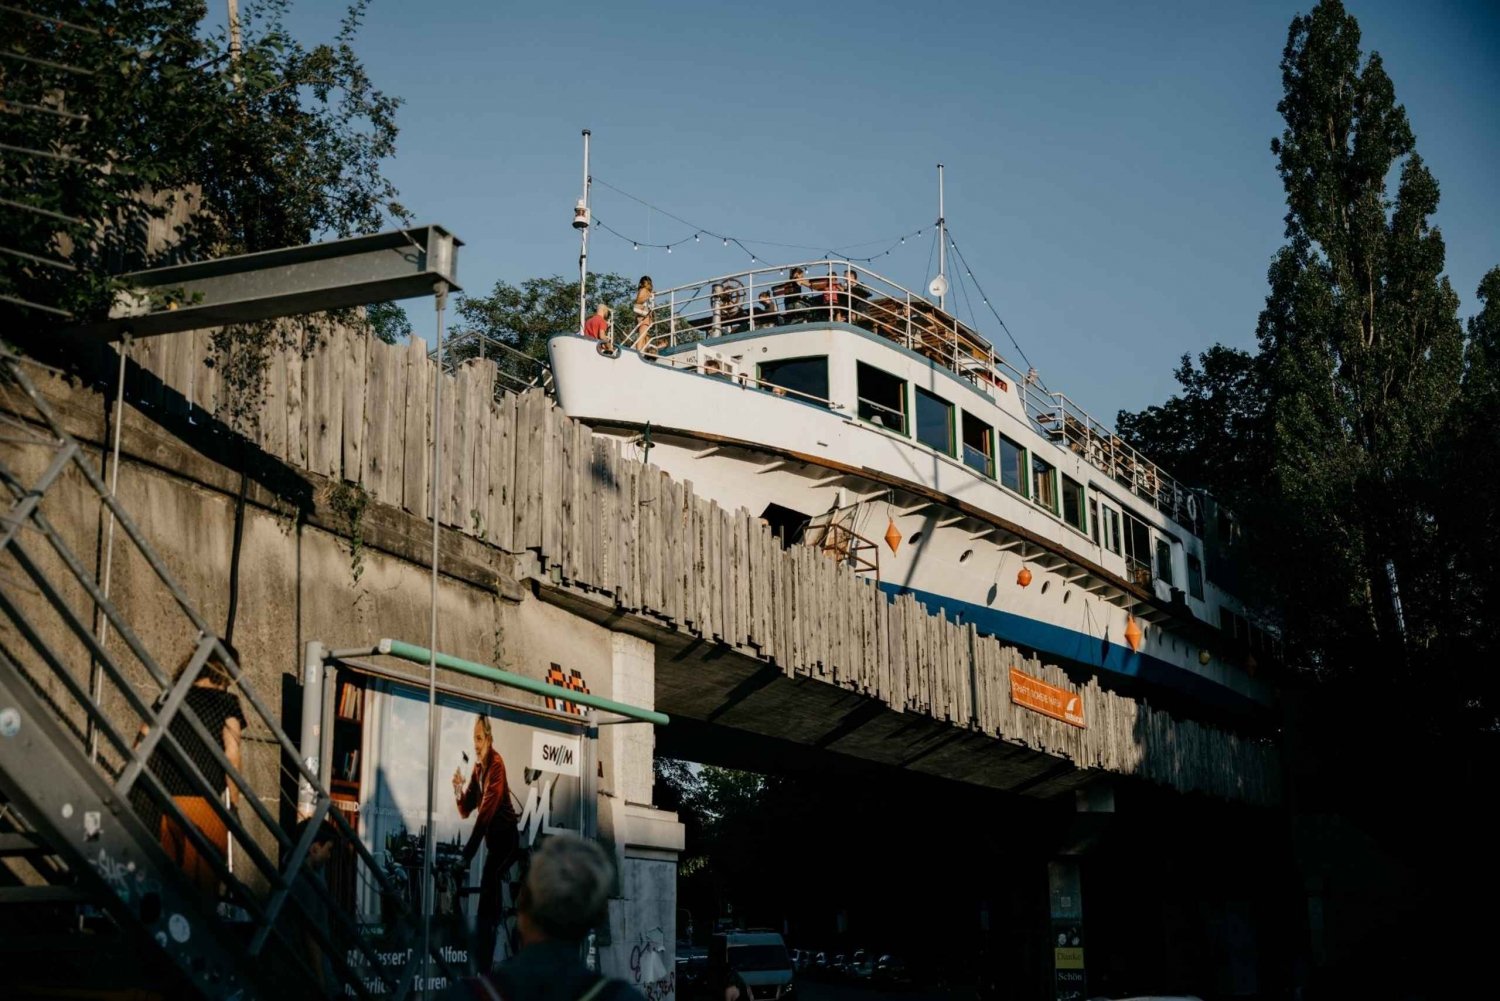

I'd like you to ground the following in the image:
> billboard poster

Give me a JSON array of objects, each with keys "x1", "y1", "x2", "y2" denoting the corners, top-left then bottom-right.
[
  {"x1": 346, "y1": 679, "x2": 588, "y2": 994},
  {"x1": 1048, "y1": 860, "x2": 1086, "y2": 1001}
]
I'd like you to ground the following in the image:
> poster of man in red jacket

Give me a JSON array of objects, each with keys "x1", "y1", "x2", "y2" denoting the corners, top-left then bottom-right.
[{"x1": 453, "y1": 713, "x2": 520, "y2": 971}]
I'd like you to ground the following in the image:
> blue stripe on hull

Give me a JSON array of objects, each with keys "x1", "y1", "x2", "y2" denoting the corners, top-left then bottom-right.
[{"x1": 877, "y1": 582, "x2": 1263, "y2": 714}]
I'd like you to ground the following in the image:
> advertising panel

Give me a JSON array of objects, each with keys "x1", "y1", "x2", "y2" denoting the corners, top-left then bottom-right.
[{"x1": 345, "y1": 679, "x2": 588, "y2": 993}]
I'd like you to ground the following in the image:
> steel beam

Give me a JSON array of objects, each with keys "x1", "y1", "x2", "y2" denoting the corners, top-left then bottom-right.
[{"x1": 66, "y1": 225, "x2": 461, "y2": 340}]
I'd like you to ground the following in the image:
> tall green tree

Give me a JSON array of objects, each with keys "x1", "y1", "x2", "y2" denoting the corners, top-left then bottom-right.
[
  {"x1": 1116, "y1": 1, "x2": 1495, "y2": 730},
  {"x1": 1432, "y1": 269, "x2": 1500, "y2": 730},
  {"x1": 1257, "y1": 0, "x2": 1465, "y2": 688}
]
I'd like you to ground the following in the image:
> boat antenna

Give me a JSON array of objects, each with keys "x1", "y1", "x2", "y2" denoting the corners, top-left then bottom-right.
[
  {"x1": 574, "y1": 129, "x2": 592, "y2": 332},
  {"x1": 929, "y1": 164, "x2": 950, "y2": 309}
]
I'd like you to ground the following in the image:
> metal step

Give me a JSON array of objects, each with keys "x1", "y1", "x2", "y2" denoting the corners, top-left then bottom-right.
[
  {"x1": 0, "y1": 831, "x2": 49, "y2": 857},
  {"x1": 0, "y1": 884, "x2": 91, "y2": 904}
]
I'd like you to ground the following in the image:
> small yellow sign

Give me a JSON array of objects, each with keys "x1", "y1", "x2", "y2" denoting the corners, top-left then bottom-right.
[{"x1": 1054, "y1": 947, "x2": 1085, "y2": 970}]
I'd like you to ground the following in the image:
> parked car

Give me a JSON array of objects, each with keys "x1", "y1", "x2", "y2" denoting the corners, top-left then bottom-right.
[
  {"x1": 707, "y1": 931, "x2": 795, "y2": 1001},
  {"x1": 676, "y1": 946, "x2": 709, "y2": 999},
  {"x1": 871, "y1": 954, "x2": 913, "y2": 991}
]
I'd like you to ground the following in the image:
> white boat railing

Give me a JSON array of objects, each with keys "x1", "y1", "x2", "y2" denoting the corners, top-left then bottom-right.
[{"x1": 639, "y1": 260, "x2": 1201, "y2": 533}]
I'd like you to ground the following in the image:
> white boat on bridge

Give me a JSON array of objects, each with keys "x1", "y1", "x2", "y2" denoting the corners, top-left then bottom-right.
[{"x1": 549, "y1": 259, "x2": 1274, "y2": 716}]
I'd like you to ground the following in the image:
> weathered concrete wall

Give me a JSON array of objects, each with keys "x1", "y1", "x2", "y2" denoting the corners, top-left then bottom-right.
[{"x1": 0, "y1": 359, "x2": 682, "y2": 970}]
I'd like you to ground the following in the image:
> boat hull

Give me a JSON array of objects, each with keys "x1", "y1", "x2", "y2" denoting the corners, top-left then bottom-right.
[{"x1": 550, "y1": 334, "x2": 1270, "y2": 714}]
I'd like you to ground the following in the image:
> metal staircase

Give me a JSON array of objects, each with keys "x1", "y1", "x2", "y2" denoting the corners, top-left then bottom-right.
[{"x1": 0, "y1": 346, "x2": 450, "y2": 999}]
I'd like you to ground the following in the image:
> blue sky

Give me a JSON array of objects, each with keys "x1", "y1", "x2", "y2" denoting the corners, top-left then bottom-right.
[{"x1": 267, "y1": 0, "x2": 1499, "y2": 422}]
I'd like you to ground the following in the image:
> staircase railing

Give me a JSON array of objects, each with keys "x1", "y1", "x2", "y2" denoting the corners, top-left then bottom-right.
[{"x1": 0, "y1": 345, "x2": 455, "y2": 999}]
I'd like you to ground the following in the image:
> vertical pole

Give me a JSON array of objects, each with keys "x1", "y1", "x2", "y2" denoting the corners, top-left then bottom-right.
[
  {"x1": 227, "y1": 0, "x2": 242, "y2": 61},
  {"x1": 226, "y1": 0, "x2": 242, "y2": 88},
  {"x1": 297, "y1": 641, "x2": 326, "y2": 821},
  {"x1": 937, "y1": 163, "x2": 947, "y2": 312},
  {"x1": 423, "y1": 281, "x2": 448, "y2": 994},
  {"x1": 89, "y1": 335, "x2": 129, "y2": 762},
  {"x1": 578, "y1": 130, "x2": 592, "y2": 334},
  {"x1": 583, "y1": 712, "x2": 598, "y2": 840}
]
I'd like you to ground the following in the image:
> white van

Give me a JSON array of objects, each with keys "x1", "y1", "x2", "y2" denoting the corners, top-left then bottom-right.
[{"x1": 708, "y1": 931, "x2": 795, "y2": 1001}]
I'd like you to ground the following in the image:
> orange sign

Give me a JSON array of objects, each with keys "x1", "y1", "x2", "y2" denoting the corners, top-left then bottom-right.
[{"x1": 1010, "y1": 668, "x2": 1086, "y2": 728}]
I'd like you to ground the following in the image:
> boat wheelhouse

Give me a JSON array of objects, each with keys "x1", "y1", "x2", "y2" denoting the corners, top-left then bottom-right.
[{"x1": 549, "y1": 261, "x2": 1273, "y2": 715}]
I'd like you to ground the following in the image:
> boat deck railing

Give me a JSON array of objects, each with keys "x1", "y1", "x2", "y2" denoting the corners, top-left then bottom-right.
[{"x1": 641, "y1": 261, "x2": 1203, "y2": 534}]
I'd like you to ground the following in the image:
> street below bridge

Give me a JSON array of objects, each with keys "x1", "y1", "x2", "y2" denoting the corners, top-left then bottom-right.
[{"x1": 789, "y1": 981, "x2": 978, "y2": 1001}]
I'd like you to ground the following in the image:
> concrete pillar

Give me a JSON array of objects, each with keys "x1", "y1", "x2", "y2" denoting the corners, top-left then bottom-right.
[
  {"x1": 596, "y1": 631, "x2": 685, "y2": 1001},
  {"x1": 601, "y1": 632, "x2": 656, "y2": 803}
]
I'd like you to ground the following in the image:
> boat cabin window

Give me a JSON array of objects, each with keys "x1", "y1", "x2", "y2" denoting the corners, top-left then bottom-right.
[
  {"x1": 915, "y1": 387, "x2": 954, "y2": 456},
  {"x1": 1123, "y1": 509, "x2": 1152, "y2": 585},
  {"x1": 962, "y1": 412, "x2": 994, "y2": 478},
  {"x1": 857, "y1": 363, "x2": 907, "y2": 434},
  {"x1": 999, "y1": 434, "x2": 1027, "y2": 496},
  {"x1": 758, "y1": 356, "x2": 829, "y2": 404},
  {"x1": 1088, "y1": 499, "x2": 1100, "y2": 545},
  {"x1": 1100, "y1": 503, "x2": 1121, "y2": 555},
  {"x1": 1032, "y1": 455, "x2": 1058, "y2": 513},
  {"x1": 1061, "y1": 475, "x2": 1086, "y2": 533},
  {"x1": 1187, "y1": 552, "x2": 1204, "y2": 600},
  {"x1": 1155, "y1": 537, "x2": 1174, "y2": 586}
]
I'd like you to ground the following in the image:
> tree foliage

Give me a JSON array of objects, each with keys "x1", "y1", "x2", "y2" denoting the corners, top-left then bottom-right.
[
  {"x1": 1117, "y1": 1, "x2": 1492, "y2": 731},
  {"x1": 1114, "y1": 345, "x2": 1268, "y2": 512},
  {"x1": 365, "y1": 300, "x2": 411, "y2": 344},
  {"x1": 3, "y1": 2, "x2": 407, "y2": 436},
  {"x1": 2, "y1": 0, "x2": 405, "y2": 322}
]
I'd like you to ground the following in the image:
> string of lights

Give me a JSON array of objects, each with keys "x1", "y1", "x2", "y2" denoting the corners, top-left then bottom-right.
[
  {"x1": 587, "y1": 178, "x2": 1042, "y2": 383},
  {"x1": 590, "y1": 177, "x2": 928, "y2": 265},
  {"x1": 944, "y1": 228, "x2": 1043, "y2": 383}
]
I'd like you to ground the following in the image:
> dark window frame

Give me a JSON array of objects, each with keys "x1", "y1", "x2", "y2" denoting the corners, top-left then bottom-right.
[
  {"x1": 1061, "y1": 475, "x2": 1086, "y2": 533},
  {"x1": 756, "y1": 355, "x2": 830, "y2": 405},
  {"x1": 999, "y1": 434, "x2": 1028, "y2": 498},
  {"x1": 856, "y1": 362, "x2": 908, "y2": 436},
  {"x1": 914, "y1": 386, "x2": 956, "y2": 457},
  {"x1": 1032, "y1": 454, "x2": 1058, "y2": 514},
  {"x1": 1186, "y1": 552, "x2": 1204, "y2": 600},
  {"x1": 962, "y1": 411, "x2": 995, "y2": 478}
]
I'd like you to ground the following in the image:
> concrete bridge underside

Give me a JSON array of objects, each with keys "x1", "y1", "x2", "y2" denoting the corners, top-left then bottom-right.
[{"x1": 540, "y1": 586, "x2": 1095, "y2": 800}]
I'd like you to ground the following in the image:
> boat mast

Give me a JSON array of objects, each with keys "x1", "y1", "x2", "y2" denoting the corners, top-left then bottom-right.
[
  {"x1": 575, "y1": 129, "x2": 592, "y2": 332},
  {"x1": 934, "y1": 163, "x2": 949, "y2": 310}
]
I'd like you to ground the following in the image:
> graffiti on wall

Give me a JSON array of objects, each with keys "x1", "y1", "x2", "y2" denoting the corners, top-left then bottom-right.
[
  {"x1": 630, "y1": 926, "x2": 675, "y2": 1001},
  {"x1": 544, "y1": 664, "x2": 592, "y2": 715}
]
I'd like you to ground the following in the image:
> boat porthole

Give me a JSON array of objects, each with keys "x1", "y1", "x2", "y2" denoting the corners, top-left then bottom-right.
[
  {"x1": 959, "y1": 549, "x2": 973, "y2": 564},
  {"x1": 908, "y1": 531, "x2": 923, "y2": 546},
  {"x1": 1040, "y1": 580, "x2": 1050, "y2": 594},
  {"x1": 1063, "y1": 589, "x2": 1071, "y2": 603}
]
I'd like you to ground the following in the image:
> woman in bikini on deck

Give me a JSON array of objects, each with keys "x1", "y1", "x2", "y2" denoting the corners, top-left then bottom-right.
[{"x1": 631, "y1": 276, "x2": 655, "y2": 353}]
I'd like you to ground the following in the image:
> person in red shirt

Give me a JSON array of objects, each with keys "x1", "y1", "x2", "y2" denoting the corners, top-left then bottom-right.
[
  {"x1": 583, "y1": 303, "x2": 610, "y2": 341},
  {"x1": 454, "y1": 714, "x2": 520, "y2": 970}
]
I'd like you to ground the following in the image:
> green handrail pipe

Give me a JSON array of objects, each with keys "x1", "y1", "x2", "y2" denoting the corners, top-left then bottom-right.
[{"x1": 376, "y1": 638, "x2": 670, "y2": 727}]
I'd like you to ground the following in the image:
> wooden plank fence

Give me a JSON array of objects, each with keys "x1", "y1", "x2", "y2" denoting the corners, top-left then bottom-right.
[{"x1": 131, "y1": 326, "x2": 1278, "y2": 805}]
